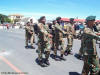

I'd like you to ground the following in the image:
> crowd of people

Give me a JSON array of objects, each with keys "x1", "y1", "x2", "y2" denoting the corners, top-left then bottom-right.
[{"x1": 25, "y1": 16, "x2": 100, "y2": 75}]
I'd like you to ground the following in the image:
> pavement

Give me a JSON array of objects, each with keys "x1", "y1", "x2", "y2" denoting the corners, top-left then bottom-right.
[{"x1": 0, "y1": 29, "x2": 100, "y2": 75}]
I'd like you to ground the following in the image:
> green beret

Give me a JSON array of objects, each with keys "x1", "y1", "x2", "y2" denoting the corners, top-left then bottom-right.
[
  {"x1": 70, "y1": 18, "x2": 74, "y2": 21},
  {"x1": 86, "y1": 16, "x2": 96, "y2": 21},
  {"x1": 38, "y1": 16, "x2": 45, "y2": 22},
  {"x1": 56, "y1": 17, "x2": 61, "y2": 20}
]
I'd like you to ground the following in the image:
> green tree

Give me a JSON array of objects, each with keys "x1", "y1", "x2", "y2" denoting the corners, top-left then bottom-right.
[
  {"x1": 4, "y1": 18, "x2": 11, "y2": 23},
  {"x1": 0, "y1": 14, "x2": 11, "y2": 24}
]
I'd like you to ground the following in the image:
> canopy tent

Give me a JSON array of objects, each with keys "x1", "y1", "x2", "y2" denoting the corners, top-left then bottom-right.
[
  {"x1": 61, "y1": 18, "x2": 100, "y2": 23},
  {"x1": 61, "y1": 18, "x2": 85, "y2": 22},
  {"x1": 74, "y1": 19, "x2": 85, "y2": 22},
  {"x1": 95, "y1": 20, "x2": 100, "y2": 22},
  {"x1": 19, "y1": 17, "x2": 38, "y2": 25},
  {"x1": 28, "y1": 17, "x2": 38, "y2": 23},
  {"x1": 61, "y1": 18, "x2": 70, "y2": 21}
]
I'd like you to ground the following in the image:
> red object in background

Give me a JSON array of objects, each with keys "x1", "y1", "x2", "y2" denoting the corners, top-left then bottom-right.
[
  {"x1": 96, "y1": 33, "x2": 100, "y2": 36},
  {"x1": 6, "y1": 24, "x2": 9, "y2": 29},
  {"x1": 61, "y1": 18, "x2": 70, "y2": 21},
  {"x1": 74, "y1": 19, "x2": 85, "y2": 22},
  {"x1": 6, "y1": 24, "x2": 8, "y2": 26},
  {"x1": 96, "y1": 20, "x2": 100, "y2": 22},
  {"x1": 62, "y1": 18, "x2": 100, "y2": 23},
  {"x1": 61, "y1": 18, "x2": 85, "y2": 22}
]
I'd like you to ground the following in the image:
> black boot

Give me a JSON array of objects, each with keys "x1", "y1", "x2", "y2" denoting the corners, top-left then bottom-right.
[
  {"x1": 64, "y1": 50, "x2": 68, "y2": 56},
  {"x1": 59, "y1": 54, "x2": 66, "y2": 61},
  {"x1": 77, "y1": 54, "x2": 82, "y2": 60},
  {"x1": 44, "y1": 59, "x2": 50, "y2": 66},
  {"x1": 31, "y1": 46, "x2": 35, "y2": 49},
  {"x1": 25, "y1": 46, "x2": 28, "y2": 49},
  {"x1": 54, "y1": 55, "x2": 61, "y2": 61},
  {"x1": 38, "y1": 59, "x2": 46, "y2": 67},
  {"x1": 69, "y1": 51, "x2": 73, "y2": 55}
]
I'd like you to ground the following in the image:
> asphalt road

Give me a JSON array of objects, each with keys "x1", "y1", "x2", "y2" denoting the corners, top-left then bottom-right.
[{"x1": 0, "y1": 29, "x2": 100, "y2": 75}]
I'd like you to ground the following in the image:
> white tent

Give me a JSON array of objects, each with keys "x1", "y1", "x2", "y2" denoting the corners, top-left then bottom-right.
[
  {"x1": 28, "y1": 17, "x2": 38, "y2": 23},
  {"x1": 19, "y1": 17, "x2": 38, "y2": 26}
]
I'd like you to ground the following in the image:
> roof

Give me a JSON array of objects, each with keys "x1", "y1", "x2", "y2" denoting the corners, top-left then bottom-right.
[
  {"x1": 8, "y1": 14, "x2": 24, "y2": 17},
  {"x1": 61, "y1": 18, "x2": 70, "y2": 21},
  {"x1": 61, "y1": 18, "x2": 85, "y2": 22}
]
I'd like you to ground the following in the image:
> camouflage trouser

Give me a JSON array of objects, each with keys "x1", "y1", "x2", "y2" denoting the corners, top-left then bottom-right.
[
  {"x1": 51, "y1": 34, "x2": 55, "y2": 50},
  {"x1": 54, "y1": 38, "x2": 65, "y2": 56},
  {"x1": 78, "y1": 44, "x2": 84, "y2": 56},
  {"x1": 38, "y1": 40, "x2": 51, "y2": 60},
  {"x1": 25, "y1": 34, "x2": 34, "y2": 46},
  {"x1": 66, "y1": 35, "x2": 73, "y2": 52},
  {"x1": 82, "y1": 55, "x2": 100, "y2": 75}
]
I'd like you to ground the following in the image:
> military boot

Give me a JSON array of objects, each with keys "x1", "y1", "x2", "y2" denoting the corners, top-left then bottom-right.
[
  {"x1": 44, "y1": 59, "x2": 50, "y2": 66},
  {"x1": 38, "y1": 59, "x2": 46, "y2": 67},
  {"x1": 31, "y1": 46, "x2": 35, "y2": 49},
  {"x1": 64, "y1": 50, "x2": 68, "y2": 56},
  {"x1": 54, "y1": 55, "x2": 61, "y2": 61},
  {"x1": 59, "y1": 54, "x2": 66, "y2": 61}
]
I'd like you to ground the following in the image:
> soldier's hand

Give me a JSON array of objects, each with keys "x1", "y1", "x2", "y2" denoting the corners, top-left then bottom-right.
[
  {"x1": 30, "y1": 32, "x2": 33, "y2": 34},
  {"x1": 96, "y1": 33, "x2": 100, "y2": 36},
  {"x1": 48, "y1": 34, "x2": 53, "y2": 38}
]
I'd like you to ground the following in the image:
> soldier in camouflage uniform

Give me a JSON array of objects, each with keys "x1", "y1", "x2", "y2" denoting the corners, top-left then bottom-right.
[
  {"x1": 53, "y1": 17, "x2": 66, "y2": 61},
  {"x1": 76, "y1": 37, "x2": 84, "y2": 60},
  {"x1": 77, "y1": 22, "x2": 99, "y2": 60},
  {"x1": 37, "y1": 16, "x2": 52, "y2": 67},
  {"x1": 51, "y1": 20, "x2": 57, "y2": 50},
  {"x1": 29, "y1": 19, "x2": 35, "y2": 43},
  {"x1": 64, "y1": 18, "x2": 75, "y2": 56},
  {"x1": 82, "y1": 16, "x2": 100, "y2": 75},
  {"x1": 25, "y1": 22, "x2": 35, "y2": 49}
]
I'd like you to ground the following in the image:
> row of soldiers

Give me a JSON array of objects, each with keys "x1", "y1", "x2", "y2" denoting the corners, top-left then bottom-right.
[{"x1": 25, "y1": 16, "x2": 100, "y2": 75}]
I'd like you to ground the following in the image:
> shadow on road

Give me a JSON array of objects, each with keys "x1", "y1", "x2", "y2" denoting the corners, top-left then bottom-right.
[
  {"x1": 35, "y1": 58, "x2": 48, "y2": 67},
  {"x1": 50, "y1": 54, "x2": 61, "y2": 61},
  {"x1": 69, "y1": 72, "x2": 81, "y2": 75},
  {"x1": 25, "y1": 45, "x2": 35, "y2": 49},
  {"x1": 74, "y1": 53, "x2": 83, "y2": 60}
]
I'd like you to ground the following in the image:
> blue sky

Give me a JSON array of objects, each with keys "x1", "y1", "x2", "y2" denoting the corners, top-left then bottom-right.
[{"x1": 0, "y1": 0, "x2": 100, "y2": 19}]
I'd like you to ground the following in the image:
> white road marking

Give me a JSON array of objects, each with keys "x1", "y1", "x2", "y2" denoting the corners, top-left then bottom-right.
[{"x1": 0, "y1": 50, "x2": 11, "y2": 56}]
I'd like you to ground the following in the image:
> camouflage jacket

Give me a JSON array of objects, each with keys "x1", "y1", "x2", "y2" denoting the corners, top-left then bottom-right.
[
  {"x1": 37, "y1": 23, "x2": 51, "y2": 42},
  {"x1": 82, "y1": 26, "x2": 100, "y2": 55},
  {"x1": 55, "y1": 23, "x2": 65, "y2": 39},
  {"x1": 64, "y1": 23, "x2": 75, "y2": 35},
  {"x1": 25, "y1": 25, "x2": 34, "y2": 35}
]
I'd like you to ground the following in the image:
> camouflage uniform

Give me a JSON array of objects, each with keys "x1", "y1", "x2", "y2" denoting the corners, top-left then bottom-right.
[
  {"x1": 54, "y1": 23, "x2": 66, "y2": 58},
  {"x1": 30, "y1": 22, "x2": 35, "y2": 43},
  {"x1": 77, "y1": 28, "x2": 85, "y2": 59},
  {"x1": 51, "y1": 24, "x2": 56, "y2": 50},
  {"x1": 65, "y1": 23, "x2": 75, "y2": 54},
  {"x1": 78, "y1": 39, "x2": 84, "y2": 58},
  {"x1": 37, "y1": 23, "x2": 52, "y2": 62},
  {"x1": 82, "y1": 26, "x2": 100, "y2": 75},
  {"x1": 25, "y1": 24, "x2": 34, "y2": 47}
]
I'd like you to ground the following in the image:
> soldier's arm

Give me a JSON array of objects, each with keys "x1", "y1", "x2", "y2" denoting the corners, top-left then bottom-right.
[
  {"x1": 66, "y1": 26, "x2": 75, "y2": 35},
  {"x1": 25, "y1": 26, "x2": 30, "y2": 32},
  {"x1": 55, "y1": 24, "x2": 66, "y2": 34},
  {"x1": 84, "y1": 28, "x2": 100, "y2": 40},
  {"x1": 25, "y1": 26, "x2": 33, "y2": 34},
  {"x1": 38, "y1": 23, "x2": 48, "y2": 36},
  {"x1": 64, "y1": 26, "x2": 73, "y2": 35},
  {"x1": 25, "y1": 26, "x2": 28, "y2": 30},
  {"x1": 71, "y1": 26, "x2": 76, "y2": 35},
  {"x1": 44, "y1": 25, "x2": 53, "y2": 38},
  {"x1": 30, "y1": 26, "x2": 34, "y2": 33}
]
